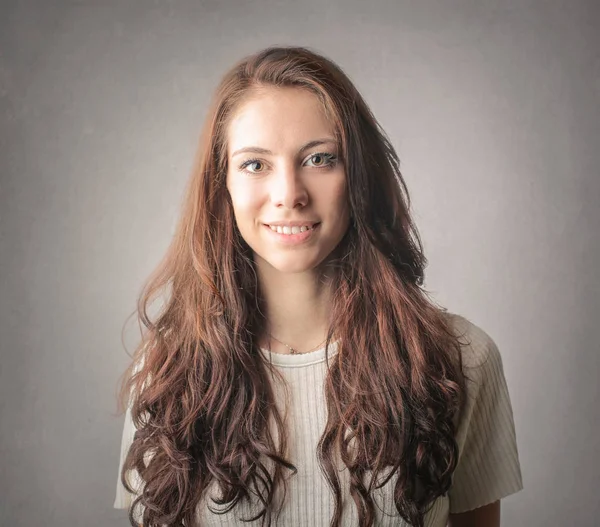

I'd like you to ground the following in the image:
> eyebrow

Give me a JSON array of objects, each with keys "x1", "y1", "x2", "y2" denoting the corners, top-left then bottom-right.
[{"x1": 230, "y1": 138, "x2": 337, "y2": 158}]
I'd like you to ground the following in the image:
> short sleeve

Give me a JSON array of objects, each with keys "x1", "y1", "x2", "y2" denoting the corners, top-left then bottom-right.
[
  {"x1": 114, "y1": 403, "x2": 144, "y2": 511},
  {"x1": 114, "y1": 348, "x2": 151, "y2": 517},
  {"x1": 448, "y1": 320, "x2": 524, "y2": 513}
]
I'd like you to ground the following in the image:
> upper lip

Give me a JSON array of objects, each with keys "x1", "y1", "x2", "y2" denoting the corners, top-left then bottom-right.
[{"x1": 264, "y1": 220, "x2": 320, "y2": 227}]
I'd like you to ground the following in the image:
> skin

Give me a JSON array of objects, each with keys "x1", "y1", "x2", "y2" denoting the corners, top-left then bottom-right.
[
  {"x1": 225, "y1": 85, "x2": 350, "y2": 353},
  {"x1": 448, "y1": 500, "x2": 500, "y2": 526}
]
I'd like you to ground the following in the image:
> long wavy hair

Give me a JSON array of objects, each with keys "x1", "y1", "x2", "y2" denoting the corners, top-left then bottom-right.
[{"x1": 117, "y1": 45, "x2": 469, "y2": 527}]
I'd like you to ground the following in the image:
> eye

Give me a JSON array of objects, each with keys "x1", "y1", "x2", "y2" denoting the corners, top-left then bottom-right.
[
  {"x1": 304, "y1": 152, "x2": 337, "y2": 168},
  {"x1": 238, "y1": 158, "x2": 266, "y2": 174}
]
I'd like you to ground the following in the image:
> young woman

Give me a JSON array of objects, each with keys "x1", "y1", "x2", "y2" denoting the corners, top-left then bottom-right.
[{"x1": 114, "y1": 46, "x2": 523, "y2": 527}]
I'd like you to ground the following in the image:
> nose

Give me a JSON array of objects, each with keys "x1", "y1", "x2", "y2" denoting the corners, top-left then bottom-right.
[{"x1": 270, "y1": 162, "x2": 308, "y2": 210}]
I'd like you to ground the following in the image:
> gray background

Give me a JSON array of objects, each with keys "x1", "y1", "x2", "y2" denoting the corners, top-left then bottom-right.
[{"x1": 1, "y1": 1, "x2": 598, "y2": 526}]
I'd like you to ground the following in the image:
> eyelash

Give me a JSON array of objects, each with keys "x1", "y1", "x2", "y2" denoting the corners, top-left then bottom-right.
[{"x1": 237, "y1": 152, "x2": 338, "y2": 174}]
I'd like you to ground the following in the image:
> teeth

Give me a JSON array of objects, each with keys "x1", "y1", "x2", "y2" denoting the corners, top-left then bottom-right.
[{"x1": 269, "y1": 225, "x2": 313, "y2": 235}]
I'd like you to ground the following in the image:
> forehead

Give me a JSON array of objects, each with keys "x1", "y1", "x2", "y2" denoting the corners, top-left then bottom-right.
[{"x1": 227, "y1": 87, "x2": 336, "y2": 154}]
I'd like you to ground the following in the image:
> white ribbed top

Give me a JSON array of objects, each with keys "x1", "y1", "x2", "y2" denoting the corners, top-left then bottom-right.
[{"x1": 114, "y1": 313, "x2": 523, "y2": 525}]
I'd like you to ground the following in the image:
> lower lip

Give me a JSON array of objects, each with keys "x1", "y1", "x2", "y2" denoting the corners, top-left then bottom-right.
[{"x1": 263, "y1": 223, "x2": 320, "y2": 245}]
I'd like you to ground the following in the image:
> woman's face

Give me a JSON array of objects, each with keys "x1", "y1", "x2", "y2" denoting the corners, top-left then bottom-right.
[{"x1": 226, "y1": 86, "x2": 350, "y2": 275}]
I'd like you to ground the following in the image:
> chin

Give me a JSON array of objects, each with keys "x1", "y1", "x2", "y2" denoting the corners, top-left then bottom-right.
[{"x1": 264, "y1": 257, "x2": 323, "y2": 274}]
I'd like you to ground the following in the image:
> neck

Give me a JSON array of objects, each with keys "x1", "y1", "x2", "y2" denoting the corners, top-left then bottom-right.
[{"x1": 257, "y1": 262, "x2": 333, "y2": 353}]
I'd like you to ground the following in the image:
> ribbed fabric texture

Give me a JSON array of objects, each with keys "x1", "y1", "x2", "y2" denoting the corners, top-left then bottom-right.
[{"x1": 114, "y1": 313, "x2": 523, "y2": 525}]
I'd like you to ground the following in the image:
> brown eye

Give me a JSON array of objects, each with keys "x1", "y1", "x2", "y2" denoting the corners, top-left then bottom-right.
[
  {"x1": 305, "y1": 152, "x2": 337, "y2": 168},
  {"x1": 239, "y1": 159, "x2": 265, "y2": 174}
]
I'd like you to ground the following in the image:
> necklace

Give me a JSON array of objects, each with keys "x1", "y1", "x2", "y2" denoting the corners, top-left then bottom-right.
[{"x1": 268, "y1": 333, "x2": 328, "y2": 355}]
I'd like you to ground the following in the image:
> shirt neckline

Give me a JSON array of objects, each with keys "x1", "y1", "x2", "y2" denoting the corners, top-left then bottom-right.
[{"x1": 259, "y1": 340, "x2": 340, "y2": 368}]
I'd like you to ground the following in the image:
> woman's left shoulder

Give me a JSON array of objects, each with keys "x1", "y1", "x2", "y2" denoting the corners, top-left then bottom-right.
[{"x1": 442, "y1": 311, "x2": 504, "y2": 372}]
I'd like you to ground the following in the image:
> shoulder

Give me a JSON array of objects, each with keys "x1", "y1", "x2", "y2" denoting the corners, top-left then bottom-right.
[
  {"x1": 441, "y1": 313, "x2": 524, "y2": 513},
  {"x1": 442, "y1": 311, "x2": 515, "y2": 438},
  {"x1": 443, "y1": 311, "x2": 503, "y2": 373}
]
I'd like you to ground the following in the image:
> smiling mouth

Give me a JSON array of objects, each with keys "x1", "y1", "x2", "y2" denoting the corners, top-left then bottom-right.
[{"x1": 265, "y1": 223, "x2": 320, "y2": 235}]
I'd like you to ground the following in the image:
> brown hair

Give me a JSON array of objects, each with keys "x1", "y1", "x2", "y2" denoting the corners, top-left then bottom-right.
[{"x1": 117, "y1": 45, "x2": 468, "y2": 527}]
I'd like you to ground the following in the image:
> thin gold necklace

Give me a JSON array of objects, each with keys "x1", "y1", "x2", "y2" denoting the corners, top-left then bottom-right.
[{"x1": 268, "y1": 333, "x2": 328, "y2": 355}]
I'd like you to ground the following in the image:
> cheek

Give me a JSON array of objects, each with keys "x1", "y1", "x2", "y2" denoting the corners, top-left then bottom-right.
[
  {"x1": 228, "y1": 180, "x2": 262, "y2": 220},
  {"x1": 328, "y1": 177, "x2": 350, "y2": 210}
]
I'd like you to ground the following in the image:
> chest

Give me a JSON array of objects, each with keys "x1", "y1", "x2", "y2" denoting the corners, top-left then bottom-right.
[{"x1": 195, "y1": 371, "x2": 450, "y2": 526}]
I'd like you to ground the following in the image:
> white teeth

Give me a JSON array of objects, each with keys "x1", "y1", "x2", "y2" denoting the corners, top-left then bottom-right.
[{"x1": 268, "y1": 225, "x2": 313, "y2": 235}]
